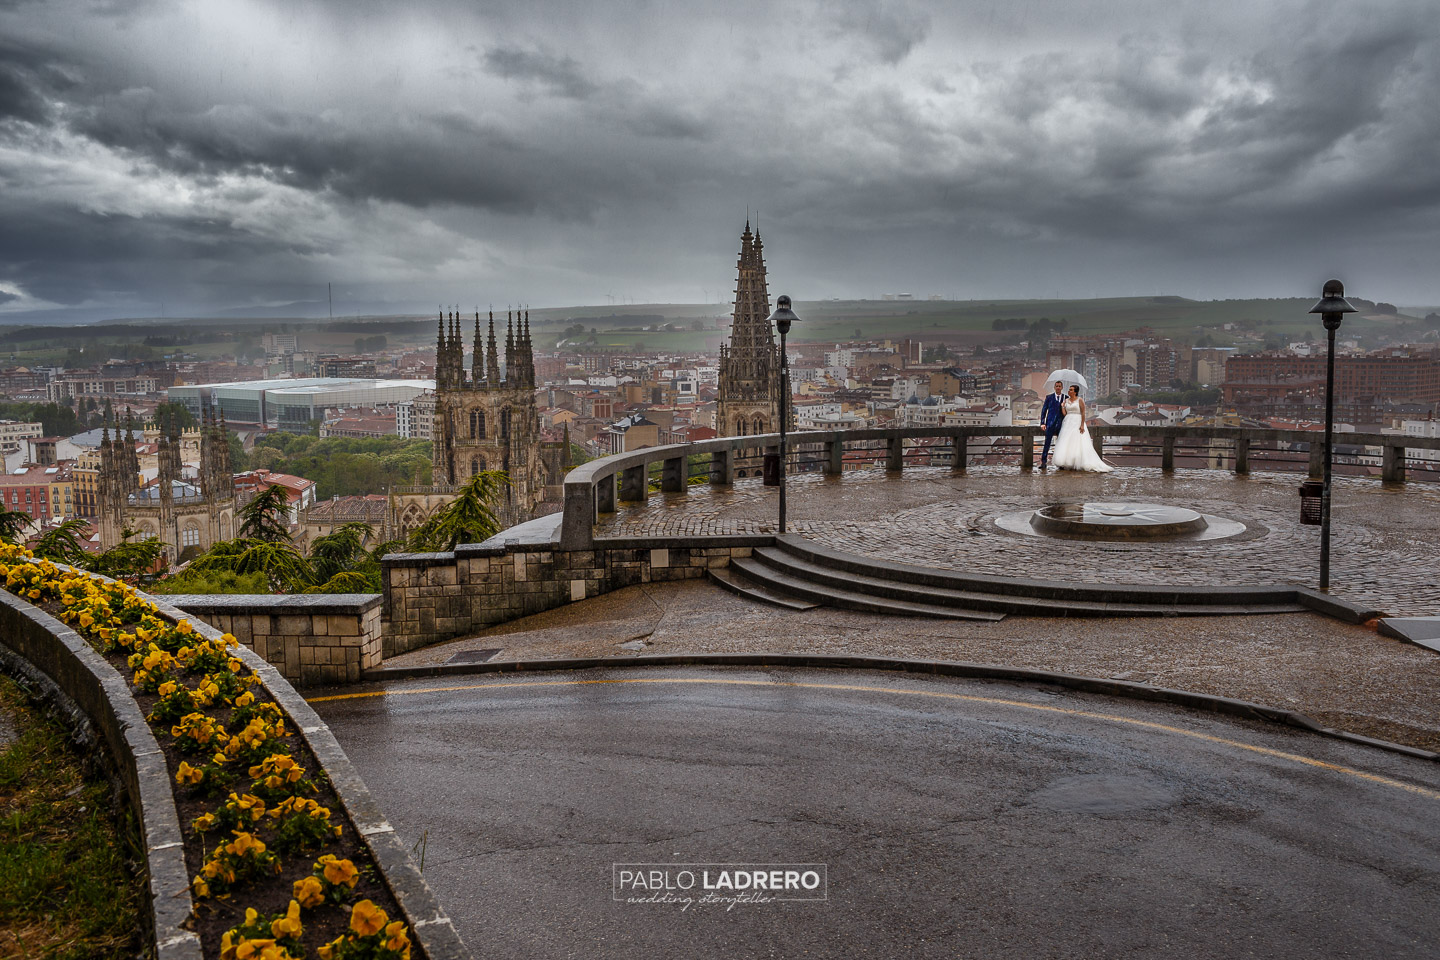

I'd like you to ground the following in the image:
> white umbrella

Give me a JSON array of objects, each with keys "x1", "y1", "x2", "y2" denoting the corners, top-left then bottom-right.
[{"x1": 1046, "y1": 368, "x2": 1089, "y2": 391}]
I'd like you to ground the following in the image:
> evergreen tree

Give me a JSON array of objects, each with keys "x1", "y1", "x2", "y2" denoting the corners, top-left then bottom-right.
[
  {"x1": 0, "y1": 507, "x2": 31, "y2": 545},
  {"x1": 238, "y1": 484, "x2": 293, "y2": 542},
  {"x1": 406, "y1": 471, "x2": 508, "y2": 552},
  {"x1": 31, "y1": 518, "x2": 90, "y2": 565}
]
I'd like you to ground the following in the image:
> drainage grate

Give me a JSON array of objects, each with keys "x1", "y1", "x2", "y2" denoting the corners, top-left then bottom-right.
[{"x1": 445, "y1": 648, "x2": 501, "y2": 664}]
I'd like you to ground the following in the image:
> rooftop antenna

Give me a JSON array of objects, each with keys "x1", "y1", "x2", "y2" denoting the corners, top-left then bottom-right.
[{"x1": 328, "y1": 282, "x2": 332, "y2": 318}]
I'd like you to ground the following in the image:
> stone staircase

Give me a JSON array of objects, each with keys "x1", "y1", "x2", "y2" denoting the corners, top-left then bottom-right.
[{"x1": 708, "y1": 535, "x2": 1313, "y2": 621}]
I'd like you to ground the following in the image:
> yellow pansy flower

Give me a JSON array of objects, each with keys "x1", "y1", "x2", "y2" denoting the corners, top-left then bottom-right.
[
  {"x1": 234, "y1": 939, "x2": 279, "y2": 960},
  {"x1": 383, "y1": 920, "x2": 411, "y2": 957},
  {"x1": 349, "y1": 899, "x2": 388, "y2": 936},
  {"x1": 320, "y1": 855, "x2": 360, "y2": 889},
  {"x1": 175, "y1": 762, "x2": 203, "y2": 786},
  {"x1": 227, "y1": 831, "x2": 267, "y2": 858},
  {"x1": 271, "y1": 899, "x2": 303, "y2": 940},
  {"x1": 293, "y1": 874, "x2": 325, "y2": 908}
]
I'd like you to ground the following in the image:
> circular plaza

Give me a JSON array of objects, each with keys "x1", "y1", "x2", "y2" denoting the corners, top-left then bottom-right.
[{"x1": 593, "y1": 465, "x2": 1440, "y2": 617}]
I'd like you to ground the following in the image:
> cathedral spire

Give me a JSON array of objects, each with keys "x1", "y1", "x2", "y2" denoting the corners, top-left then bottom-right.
[
  {"x1": 480, "y1": 309, "x2": 492, "y2": 385},
  {"x1": 486, "y1": 310, "x2": 500, "y2": 387},
  {"x1": 451, "y1": 311, "x2": 465, "y2": 387},
  {"x1": 523, "y1": 309, "x2": 534, "y2": 387},
  {"x1": 436, "y1": 308, "x2": 448, "y2": 389},
  {"x1": 716, "y1": 219, "x2": 780, "y2": 439},
  {"x1": 505, "y1": 310, "x2": 515, "y2": 385}
]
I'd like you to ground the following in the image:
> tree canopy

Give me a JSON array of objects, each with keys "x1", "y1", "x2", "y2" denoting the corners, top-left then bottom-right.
[
  {"x1": 405, "y1": 471, "x2": 508, "y2": 552},
  {"x1": 244, "y1": 435, "x2": 432, "y2": 498}
]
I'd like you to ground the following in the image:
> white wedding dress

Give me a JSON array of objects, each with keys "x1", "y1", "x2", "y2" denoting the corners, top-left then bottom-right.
[{"x1": 1050, "y1": 398, "x2": 1113, "y2": 472}]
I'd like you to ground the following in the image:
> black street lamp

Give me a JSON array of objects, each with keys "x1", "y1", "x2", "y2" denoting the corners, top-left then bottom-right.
[
  {"x1": 1307, "y1": 278, "x2": 1357, "y2": 592},
  {"x1": 768, "y1": 294, "x2": 800, "y2": 533}
]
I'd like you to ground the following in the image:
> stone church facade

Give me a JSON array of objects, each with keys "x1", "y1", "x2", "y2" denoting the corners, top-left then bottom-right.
[
  {"x1": 97, "y1": 411, "x2": 236, "y2": 563},
  {"x1": 389, "y1": 310, "x2": 563, "y2": 541}
]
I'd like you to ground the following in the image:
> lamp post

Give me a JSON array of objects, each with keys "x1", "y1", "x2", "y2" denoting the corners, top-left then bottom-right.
[
  {"x1": 768, "y1": 294, "x2": 800, "y2": 533},
  {"x1": 1307, "y1": 278, "x2": 1356, "y2": 592}
]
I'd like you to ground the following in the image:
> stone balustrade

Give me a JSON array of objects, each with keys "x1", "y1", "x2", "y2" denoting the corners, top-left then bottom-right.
[{"x1": 559, "y1": 425, "x2": 1440, "y2": 550}]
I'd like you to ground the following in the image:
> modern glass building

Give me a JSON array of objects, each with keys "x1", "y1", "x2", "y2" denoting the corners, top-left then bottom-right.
[{"x1": 169, "y1": 378, "x2": 436, "y2": 431}]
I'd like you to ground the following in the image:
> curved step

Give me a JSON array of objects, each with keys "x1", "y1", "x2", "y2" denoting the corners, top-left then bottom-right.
[
  {"x1": 774, "y1": 535, "x2": 1303, "y2": 607},
  {"x1": 753, "y1": 545, "x2": 1307, "y2": 618},
  {"x1": 729, "y1": 557, "x2": 1006, "y2": 621},
  {"x1": 708, "y1": 567, "x2": 818, "y2": 611}
]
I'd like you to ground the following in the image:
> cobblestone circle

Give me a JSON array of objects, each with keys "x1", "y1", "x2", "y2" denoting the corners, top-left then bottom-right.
[{"x1": 594, "y1": 466, "x2": 1440, "y2": 616}]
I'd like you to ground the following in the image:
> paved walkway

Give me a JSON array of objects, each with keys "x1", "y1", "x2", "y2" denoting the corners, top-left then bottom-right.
[
  {"x1": 594, "y1": 466, "x2": 1440, "y2": 617},
  {"x1": 380, "y1": 579, "x2": 1440, "y2": 752},
  {"x1": 311, "y1": 666, "x2": 1440, "y2": 960}
]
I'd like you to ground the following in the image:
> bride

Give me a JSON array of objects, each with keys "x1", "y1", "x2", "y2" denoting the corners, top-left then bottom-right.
[{"x1": 1050, "y1": 385, "x2": 1113, "y2": 473}]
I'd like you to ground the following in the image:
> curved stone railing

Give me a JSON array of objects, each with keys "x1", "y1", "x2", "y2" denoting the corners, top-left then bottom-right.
[
  {"x1": 0, "y1": 577, "x2": 469, "y2": 960},
  {"x1": 0, "y1": 588, "x2": 203, "y2": 959},
  {"x1": 560, "y1": 425, "x2": 1440, "y2": 549}
]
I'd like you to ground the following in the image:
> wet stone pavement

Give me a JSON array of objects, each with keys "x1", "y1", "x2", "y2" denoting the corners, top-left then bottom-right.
[
  {"x1": 381, "y1": 578, "x2": 1440, "y2": 754},
  {"x1": 594, "y1": 465, "x2": 1440, "y2": 617},
  {"x1": 311, "y1": 666, "x2": 1440, "y2": 960}
]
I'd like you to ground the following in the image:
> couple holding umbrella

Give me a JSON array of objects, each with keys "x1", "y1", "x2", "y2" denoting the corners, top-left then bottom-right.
[{"x1": 1038, "y1": 369, "x2": 1112, "y2": 473}]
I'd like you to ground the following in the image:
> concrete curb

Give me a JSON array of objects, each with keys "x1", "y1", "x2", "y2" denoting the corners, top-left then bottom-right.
[
  {"x1": 362, "y1": 652, "x2": 1439, "y2": 764},
  {"x1": 142, "y1": 593, "x2": 472, "y2": 960},
  {"x1": 0, "y1": 588, "x2": 204, "y2": 960}
]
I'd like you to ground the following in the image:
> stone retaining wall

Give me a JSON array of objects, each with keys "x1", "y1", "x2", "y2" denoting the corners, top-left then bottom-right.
[
  {"x1": 0, "y1": 579, "x2": 469, "y2": 958},
  {"x1": 139, "y1": 592, "x2": 470, "y2": 960},
  {"x1": 166, "y1": 594, "x2": 383, "y2": 686},
  {"x1": 382, "y1": 538, "x2": 759, "y2": 655},
  {"x1": 0, "y1": 588, "x2": 203, "y2": 960}
]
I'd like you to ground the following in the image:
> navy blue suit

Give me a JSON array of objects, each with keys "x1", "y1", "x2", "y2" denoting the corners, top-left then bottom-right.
[{"x1": 1039, "y1": 392, "x2": 1066, "y2": 466}]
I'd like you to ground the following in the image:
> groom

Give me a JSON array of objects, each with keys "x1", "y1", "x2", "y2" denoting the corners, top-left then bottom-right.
[{"x1": 1038, "y1": 380, "x2": 1066, "y2": 469}]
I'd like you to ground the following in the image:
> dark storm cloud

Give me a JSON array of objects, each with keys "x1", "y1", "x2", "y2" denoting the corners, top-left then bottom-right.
[
  {"x1": 0, "y1": 35, "x2": 79, "y2": 123},
  {"x1": 831, "y1": 1, "x2": 931, "y2": 65},
  {"x1": 0, "y1": 63, "x2": 49, "y2": 122},
  {"x1": 1, "y1": 0, "x2": 1439, "y2": 317},
  {"x1": 67, "y1": 97, "x2": 614, "y2": 216},
  {"x1": 483, "y1": 46, "x2": 598, "y2": 100},
  {"x1": 0, "y1": 200, "x2": 328, "y2": 308}
]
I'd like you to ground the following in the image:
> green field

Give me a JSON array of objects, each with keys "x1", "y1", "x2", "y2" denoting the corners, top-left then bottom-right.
[
  {"x1": 0, "y1": 296, "x2": 1420, "y2": 363},
  {"x1": 526, "y1": 296, "x2": 1420, "y2": 352}
]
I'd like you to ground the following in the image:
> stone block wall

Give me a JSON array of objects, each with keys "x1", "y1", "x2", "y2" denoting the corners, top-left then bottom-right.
[
  {"x1": 165, "y1": 594, "x2": 383, "y2": 686},
  {"x1": 382, "y1": 538, "x2": 761, "y2": 655}
]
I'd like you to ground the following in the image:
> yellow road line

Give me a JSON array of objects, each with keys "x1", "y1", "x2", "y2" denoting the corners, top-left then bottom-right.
[{"x1": 309, "y1": 676, "x2": 1440, "y2": 800}]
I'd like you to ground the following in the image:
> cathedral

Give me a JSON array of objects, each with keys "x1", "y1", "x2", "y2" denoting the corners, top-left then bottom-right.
[
  {"x1": 390, "y1": 309, "x2": 561, "y2": 540},
  {"x1": 97, "y1": 410, "x2": 236, "y2": 562},
  {"x1": 716, "y1": 222, "x2": 783, "y2": 442}
]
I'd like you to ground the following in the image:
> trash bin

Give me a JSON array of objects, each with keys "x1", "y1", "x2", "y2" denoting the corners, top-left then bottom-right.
[
  {"x1": 1298, "y1": 480, "x2": 1323, "y2": 525},
  {"x1": 763, "y1": 452, "x2": 781, "y2": 486}
]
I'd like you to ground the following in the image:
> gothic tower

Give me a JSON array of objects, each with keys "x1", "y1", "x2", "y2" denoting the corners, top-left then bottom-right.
[
  {"x1": 716, "y1": 221, "x2": 782, "y2": 439},
  {"x1": 96, "y1": 407, "x2": 235, "y2": 561},
  {"x1": 424, "y1": 306, "x2": 548, "y2": 528}
]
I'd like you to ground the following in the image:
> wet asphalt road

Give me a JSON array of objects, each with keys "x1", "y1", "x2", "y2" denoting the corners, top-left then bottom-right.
[{"x1": 309, "y1": 667, "x2": 1440, "y2": 959}]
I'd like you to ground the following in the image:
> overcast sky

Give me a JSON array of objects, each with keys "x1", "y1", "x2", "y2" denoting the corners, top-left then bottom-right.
[{"x1": 1, "y1": 0, "x2": 1437, "y2": 321}]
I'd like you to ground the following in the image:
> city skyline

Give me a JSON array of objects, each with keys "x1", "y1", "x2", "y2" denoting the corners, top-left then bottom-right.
[{"x1": 2, "y1": 0, "x2": 1438, "y2": 322}]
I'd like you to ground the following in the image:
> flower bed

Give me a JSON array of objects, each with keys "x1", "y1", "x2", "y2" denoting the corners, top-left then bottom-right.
[{"x1": 0, "y1": 544, "x2": 421, "y2": 960}]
